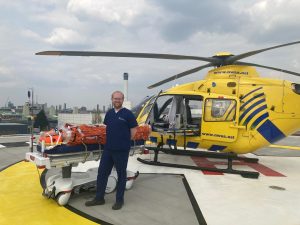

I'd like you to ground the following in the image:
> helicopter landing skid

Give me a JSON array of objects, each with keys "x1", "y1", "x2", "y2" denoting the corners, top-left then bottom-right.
[{"x1": 137, "y1": 147, "x2": 259, "y2": 179}]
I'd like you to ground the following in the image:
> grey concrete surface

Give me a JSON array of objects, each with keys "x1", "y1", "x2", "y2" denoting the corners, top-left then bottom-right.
[
  {"x1": 68, "y1": 174, "x2": 199, "y2": 225},
  {"x1": 0, "y1": 134, "x2": 32, "y2": 143},
  {"x1": 254, "y1": 148, "x2": 300, "y2": 156},
  {"x1": 254, "y1": 136, "x2": 300, "y2": 156},
  {"x1": 0, "y1": 147, "x2": 29, "y2": 169}
]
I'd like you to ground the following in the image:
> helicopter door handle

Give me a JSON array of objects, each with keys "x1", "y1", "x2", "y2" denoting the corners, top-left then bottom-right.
[{"x1": 230, "y1": 125, "x2": 246, "y2": 129}]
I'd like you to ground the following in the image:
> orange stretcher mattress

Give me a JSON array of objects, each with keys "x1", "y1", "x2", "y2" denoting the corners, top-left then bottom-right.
[{"x1": 37, "y1": 124, "x2": 151, "y2": 154}]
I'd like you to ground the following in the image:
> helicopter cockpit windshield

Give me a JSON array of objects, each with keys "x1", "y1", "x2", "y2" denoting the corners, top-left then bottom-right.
[
  {"x1": 146, "y1": 94, "x2": 203, "y2": 132},
  {"x1": 131, "y1": 95, "x2": 154, "y2": 118}
]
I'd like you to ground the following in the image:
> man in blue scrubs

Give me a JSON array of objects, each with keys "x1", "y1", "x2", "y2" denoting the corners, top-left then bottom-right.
[{"x1": 86, "y1": 91, "x2": 138, "y2": 210}]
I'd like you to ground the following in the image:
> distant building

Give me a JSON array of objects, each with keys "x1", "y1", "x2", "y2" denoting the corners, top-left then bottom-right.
[
  {"x1": 7, "y1": 100, "x2": 15, "y2": 109},
  {"x1": 0, "y1": 113, "x2": 22, "y2": 121},
  {"x1": 79, "y1": 106, "x2": 87, "y2": 113},
  {"x1": 0, "y1": 98, "x2": 114, "y2": 132},
  {"x1": 92, "y1": 112, "x2": 102, "y2": 124},
  {"x1": 60, "y1": 108, "x2": 73, "y2": 113},
  {"x1": 22, "y1": 102, "x2": 30, "y2": 119},
  {"x1": 49, "y1": 105, "x2": 56, "y2": 117},
  {"x1": 58, "y1": 113, "x2": 93, "y2": 127},
  {"x1": 0, "y1": 123, "x2": 28, "y2": 135},
  {"x1": 73, "y1": 107, "x2": 79, "y2": 114},
  {"x1": 21, "y1": 101, "x2": 46, "y2": 119},
  {"x1": 0, "y1": 102, "x2": 23, "y2": 122}
]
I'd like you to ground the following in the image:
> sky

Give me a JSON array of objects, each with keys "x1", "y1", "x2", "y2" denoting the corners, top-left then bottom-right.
[{"x1": 1, "y1": 0, "x2": 300, "y2": 110}]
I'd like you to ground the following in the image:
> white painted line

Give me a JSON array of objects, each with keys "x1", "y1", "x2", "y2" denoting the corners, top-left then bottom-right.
[
  {"x1": 25, "y1": 142, "x2": 37, "y2": 146},
  {"x1": 0, "y1": 144, "x2": 6, "y2": 148}
]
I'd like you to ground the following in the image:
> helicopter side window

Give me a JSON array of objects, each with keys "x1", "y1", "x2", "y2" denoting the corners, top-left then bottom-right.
[
  {"x1": 185, "y1": 99, "x2": 203, "y2": 127},
  {"x1": 204, "y1": 98, "x2": 236, "y2": 121},
  {"x1": 151, "y1": 95, "x2": 174, "y2": 129}
]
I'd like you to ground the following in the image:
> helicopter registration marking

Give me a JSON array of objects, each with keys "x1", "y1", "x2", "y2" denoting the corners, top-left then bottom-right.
[{"x1": 191, "y1": 157, "x2": 285, "y2": 177}]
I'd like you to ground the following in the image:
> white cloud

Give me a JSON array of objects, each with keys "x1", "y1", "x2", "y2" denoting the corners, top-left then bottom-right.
[
  {"x1": 245, "y1": 0, "x2": 300, "y2": 29},
  {"x1": 33, "y1": 9, "x2": 81, "y2": 28},
  {"x1": 0, "y1": 65, "x2": 11, "y2": 75},
  {"x1": 67, "y1": 0, "x2": 148, "y2": 25},
  {"x1": 20, "y1": 29, "x2": 42, "y2": 41},
  {"x1": 45, "y1": 27, "x2": 86, "y2": 46},
  {"x1": 0, "y1": 66, "x2": 24, "y2": 88}
]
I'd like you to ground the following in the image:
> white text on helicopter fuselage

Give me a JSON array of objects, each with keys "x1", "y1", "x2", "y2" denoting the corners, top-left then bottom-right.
[{"x1": 213, "y1": 71, "x2": 248, "y2": 75}]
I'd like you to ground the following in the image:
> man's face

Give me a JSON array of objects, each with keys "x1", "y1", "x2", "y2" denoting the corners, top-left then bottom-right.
[{"x1": 112, "y1": 92, "x2": 124, "y2": 109}]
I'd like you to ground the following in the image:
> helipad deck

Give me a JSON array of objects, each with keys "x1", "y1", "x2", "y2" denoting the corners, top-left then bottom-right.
[{"x1": 1, "y1": 135, "x2": 300, "y2": 225}]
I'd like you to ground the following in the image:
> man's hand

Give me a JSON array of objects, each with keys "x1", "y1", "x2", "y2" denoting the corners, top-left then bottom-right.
[{"x1": 130, "y1": 127, "x2": 138, "y2": 140}]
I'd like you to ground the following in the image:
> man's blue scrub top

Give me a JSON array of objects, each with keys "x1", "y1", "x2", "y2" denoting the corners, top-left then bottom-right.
[{"x1": 104, "y1": 108, "x2": 138, "y2": 151}]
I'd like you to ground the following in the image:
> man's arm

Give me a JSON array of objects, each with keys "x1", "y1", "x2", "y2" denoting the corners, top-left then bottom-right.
[{"x1": 130, "y1": 126, "x2": 138, "y2": 140}]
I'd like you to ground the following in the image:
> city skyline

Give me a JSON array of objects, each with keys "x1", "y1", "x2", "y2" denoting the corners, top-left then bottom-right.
[
  {"x1": 1, "y1": 87, "x2": 121, "y2": 112},
  {"x1": 1, "y1": 98, "x2": 111, "y2": 112}
]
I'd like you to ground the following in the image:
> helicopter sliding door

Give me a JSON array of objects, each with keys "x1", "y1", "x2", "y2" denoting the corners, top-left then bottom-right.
[
  {"x1": 201, "y1": 96, "x2": 238, "y2": 142},
  {"x1": 146, "y1": 94, "x2": 203, "y2": 132}
]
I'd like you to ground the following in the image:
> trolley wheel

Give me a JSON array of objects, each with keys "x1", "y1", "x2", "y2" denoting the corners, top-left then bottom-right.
[
  {"x1": 56, "y1": 192, "x2": 71, "y2": 206},
  {"x1": 42, "y1": 188, "x2": 50, "y2": 197},
  {"x1": 40, "y1": 168, "x2": 48, "y2": 189}
]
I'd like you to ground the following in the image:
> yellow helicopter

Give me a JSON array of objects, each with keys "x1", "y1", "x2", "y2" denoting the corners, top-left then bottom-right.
[{"x1": 36, "y1": 41, "x2": 300, "y2": 178}]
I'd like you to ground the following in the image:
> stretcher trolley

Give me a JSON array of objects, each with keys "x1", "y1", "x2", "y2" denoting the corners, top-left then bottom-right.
[
  {"x1": 25, "y1": 123, "x2": 150, "y2": 206},
  {"x1": 26, "y1": 143, "x2": 140, "y2": 206}
]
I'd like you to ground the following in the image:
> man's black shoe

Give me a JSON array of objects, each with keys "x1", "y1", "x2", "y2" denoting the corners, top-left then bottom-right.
[
  {"x1": 85, "y1": 198, "x2": 105, "y2": 207},
  {"x1": 112, "y1": 202, "x2": 123, "y2": 210}
]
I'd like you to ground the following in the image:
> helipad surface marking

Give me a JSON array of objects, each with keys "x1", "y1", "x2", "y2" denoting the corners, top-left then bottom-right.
[
  {"x1": 191, "y1": 156, "x2": 285, "y2": 176},
  {"x1": 0, "y1": 161, "x2": 98, "y2": 225}
]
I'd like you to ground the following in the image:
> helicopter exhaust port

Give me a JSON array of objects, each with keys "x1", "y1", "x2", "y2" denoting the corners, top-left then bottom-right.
[{"x1": 292, "y1": 83, "x2": 300, "y2": 95}]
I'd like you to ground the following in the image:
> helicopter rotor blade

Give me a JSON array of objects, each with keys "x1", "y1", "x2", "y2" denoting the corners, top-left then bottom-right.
[
  {"x1": 227, "y1": 41, "x2": 300, "y2": 63},
  {"x1": 235, "y1": 61, "x2": 300, "y2": 77},
  {"x1": 36, "y1": 51, "x2": 218, "y2": 63},
  {"x1": 147, "y1": 63, "x2": 213, "y2": 89}
]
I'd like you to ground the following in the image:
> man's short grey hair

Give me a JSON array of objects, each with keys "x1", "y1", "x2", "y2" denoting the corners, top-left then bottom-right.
[{"x1": 111, "y1": 91, "x2": 124, "y2": 99}]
